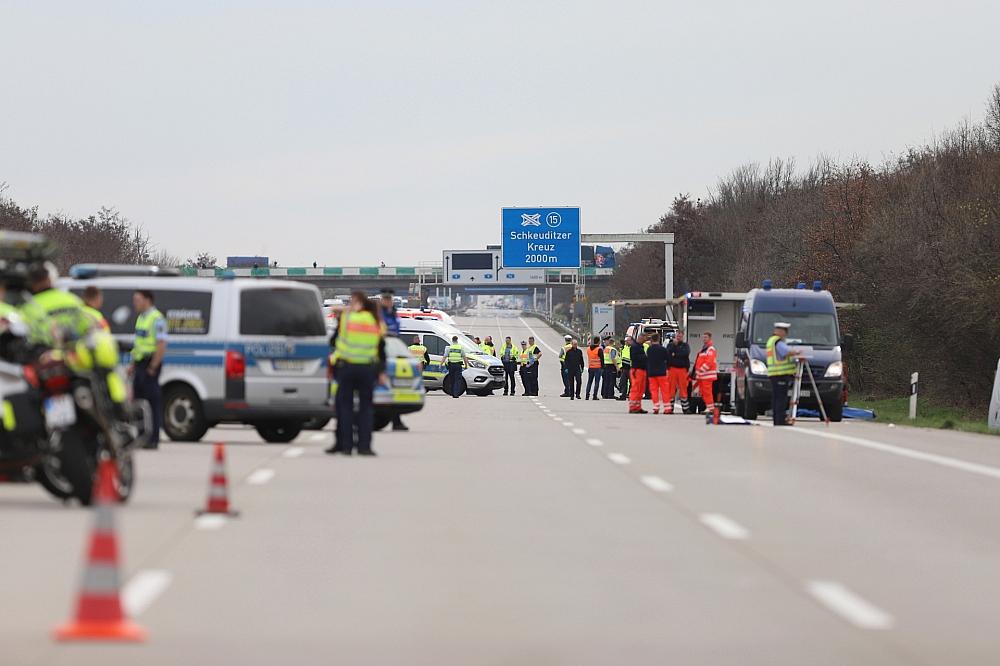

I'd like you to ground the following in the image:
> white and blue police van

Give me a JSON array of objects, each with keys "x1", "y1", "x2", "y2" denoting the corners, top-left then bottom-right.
[{"x1": 62, "y1": 265, "x2": 331, "y2": 443}]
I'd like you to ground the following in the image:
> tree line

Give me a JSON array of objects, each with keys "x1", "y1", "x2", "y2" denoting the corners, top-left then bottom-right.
[{"x1": 612, "y1": 85, "x2": 1000, "y2": 413}]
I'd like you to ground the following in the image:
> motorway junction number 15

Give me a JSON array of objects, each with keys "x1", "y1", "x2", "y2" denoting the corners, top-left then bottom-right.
[{"x1": 502, "y1": 207, "x2": 582, "y2": 269}]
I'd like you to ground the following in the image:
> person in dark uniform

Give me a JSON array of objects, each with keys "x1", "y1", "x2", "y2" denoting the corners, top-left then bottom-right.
[
  {"x1": 131, "y1": 290, "x2": 167, "y2": 448},
  {"x1": 563, "y1": 339, "x2": 585, "y2": 400},
  {"x1": 378, "y1": 289, "x2": 409, "y2": 431},
  {"x1": 327, "y1": 292, "x2": 385, "y2": 455}
]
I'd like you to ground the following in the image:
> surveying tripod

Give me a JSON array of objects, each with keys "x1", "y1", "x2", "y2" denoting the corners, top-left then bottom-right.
[{"x1": 788, "y1": 356, "x2": 829, "y2": 426}]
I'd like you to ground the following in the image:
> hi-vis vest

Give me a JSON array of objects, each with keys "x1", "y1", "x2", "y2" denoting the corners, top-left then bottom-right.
[
  {"x1": 447, "y1": 344, "x2": 465, "y2": 364},
  {"x1": 408, "y1": 344, "x2": 427, "y2": 364},
  {"x1": 500, "y1": 343, "x2": 516, "y2": 361},
  {"x1": 527, "y1": 344, "x2": 540, "y2": 359},
  {"x1": 587, "y1": 346, "x2": 603, "y2": 369},
  {"x1": 519, "y1": 348, "x2": 530, "y2": 365},
  {"x1": 133, "y1": 307, "x2": 165, "y2": 361},
  {"x1": 695, "y1": 344, "x2": 719, "y2": 380},
  {"x1": 560, "y1": 343, "x2": 571, "y2": 362},
  {"x1": 621, "y1": 344, "x2": 631, "y2": 365},
  {"x1": 20, "y1": 288, "x2": 93, "y2": 346},
  {"x1": 334, "y1": 311, "x2": 380, "y2": 364},
  {"x1": 603, "y1": 346, "x2": 619, "y2": 367},
  {"x1": 766, "y1": 335, "x2": 796, "y2": 376},
  {"x1": 84, "y1": 305, "x2": 109, "y2": 331}
]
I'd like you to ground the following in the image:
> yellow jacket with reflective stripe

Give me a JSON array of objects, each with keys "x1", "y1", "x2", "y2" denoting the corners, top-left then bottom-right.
[
  {"x1": 766, "y1": 335, "x2": 796, "y2": 376},
  {"x1": 133, "y1": 307, "x2": 165, "y2": 361},
  {"x1": 334, "y1": 311, "x2": 380, "y2": 364}
]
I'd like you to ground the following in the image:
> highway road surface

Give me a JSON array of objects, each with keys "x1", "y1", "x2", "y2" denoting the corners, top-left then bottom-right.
[{"x1": 5, "y1": 311, "x2": 1000, "y2": 665}]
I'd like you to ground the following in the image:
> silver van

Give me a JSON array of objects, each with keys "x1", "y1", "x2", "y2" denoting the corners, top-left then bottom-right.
[
  {"x1": 62, "y1": 269, "x2": 330, "y2": 443},
  {"x1": 398, "y1": 318, "x2": 504, "y2": 396}
]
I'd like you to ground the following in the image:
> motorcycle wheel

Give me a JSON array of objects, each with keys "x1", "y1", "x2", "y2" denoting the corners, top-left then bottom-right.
[
  {"x1": 35, "y1": 456, "x2": 75, "y2": 501},
  {"x1": 54, "y1": 428, "x2": 97, "y2": 506}
]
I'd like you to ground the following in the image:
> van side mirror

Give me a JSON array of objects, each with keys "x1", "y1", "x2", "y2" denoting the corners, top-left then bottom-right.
[
  {"x1": 735, "y1": 331, "x2": 747, "y2": 348},
  {"x1": 841, "y1": 333, "x2": 855, "y2": 351}
]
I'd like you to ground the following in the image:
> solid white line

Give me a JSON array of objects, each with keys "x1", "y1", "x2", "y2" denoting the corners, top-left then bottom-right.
[
  {"x1": 572, "y1": 428, "x2": 587, "y2": 435},
  {"x1": 122, "y1": 569, "x2": 172, "y2": 617},
  {"x1": 807, "y1": 581, "x2": 894, "y2": 630},
  {"x1": 791, "y1": 428, "x2": 1000, "y2": 481},
  {"x1": 495, "y1": 315, "x2": 504, "y2": 341},
  {"x1": 640, "y1": 475, "x2": 674, "y2": 492},
  {"x1": 699, "y1": 513, "x2": 750, "y2": 540},
  {"x1": 607, "y1": 452, "x2": 631, "y2": 465},
  {"x1": 194, "y1": 514, "x2": 228, "y2": 530},
  {"x1": 586, "y1": 438, "x2": 604, "y2": 447},
  {"x1": 517, "y1": 317, "x2": 560, "y2": 354},
  {"x1": 282, "y1": 447, "x2": 305, "y2": 458},
  {"x1": 308, "y1": 433, "x2": 327, "y2": 443},
  {"x1": 247, "y1": 468, "x2": 276, "y2": 485}
]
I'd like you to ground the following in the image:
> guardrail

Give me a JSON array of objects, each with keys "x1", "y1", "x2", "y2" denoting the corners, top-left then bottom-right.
[{"x1": 180, "y1": 266, "x2": 614, "y2": 280}]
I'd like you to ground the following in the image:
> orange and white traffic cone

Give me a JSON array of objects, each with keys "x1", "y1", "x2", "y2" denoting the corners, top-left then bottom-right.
[
  {"x1": 54, "y1": 459, "x2": 147, "y2": 642},
  {"x1": 197, "y1": 443, "x2": 239, "y2": 516}
]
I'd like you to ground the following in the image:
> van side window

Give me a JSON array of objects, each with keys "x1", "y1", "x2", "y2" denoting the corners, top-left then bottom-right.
[
  {"x1": 240, "y1": 288, "x2": 325, "y2": 336},
  {"x1": 71, "y1": 288, "x2": 212, "y2": 336},
  {"x1": 422, "y1": 335, "x2": 446, "y2": 356}
]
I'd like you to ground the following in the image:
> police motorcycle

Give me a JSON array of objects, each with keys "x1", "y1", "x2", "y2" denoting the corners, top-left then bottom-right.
[{"x1": 0, "y1": 233, "x2": 149, "y2": 505}]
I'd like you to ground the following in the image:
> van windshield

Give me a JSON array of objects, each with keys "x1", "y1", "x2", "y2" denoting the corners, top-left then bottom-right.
[
  {"x1": 752, "y1": 312, "x2": 838, "y2": 346},
  {"x1": 240, "y1": 288, "x2": 325, "y2": 337}
]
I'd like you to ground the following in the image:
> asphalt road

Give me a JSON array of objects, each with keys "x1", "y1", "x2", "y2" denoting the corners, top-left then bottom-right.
[{"x1": 4, "y1": 310, "x2": 1000, "y2": 665}]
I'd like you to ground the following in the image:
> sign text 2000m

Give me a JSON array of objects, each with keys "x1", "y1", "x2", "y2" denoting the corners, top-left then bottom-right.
[{"x1": 501, "y1": 207, "x2": 581, "y2": 269}]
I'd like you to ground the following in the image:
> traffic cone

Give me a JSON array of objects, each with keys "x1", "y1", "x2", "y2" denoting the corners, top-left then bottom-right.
[
  {"x1": 713, "y1": 406, "x2": 721, "y2": 425},
  {"x1": 197, "y1": 443, "x2": 239, "y2": 516},
  {"x1": 54, "y1": 459, "x2": 147, "y2": 642}
]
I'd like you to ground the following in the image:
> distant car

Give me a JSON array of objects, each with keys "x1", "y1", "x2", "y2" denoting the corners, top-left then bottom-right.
[{"x1": 398, "y1": 319, "x2": 504, "y2": 396}]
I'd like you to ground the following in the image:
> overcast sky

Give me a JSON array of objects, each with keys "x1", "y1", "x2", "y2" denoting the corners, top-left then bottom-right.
[{"x1": 2, "y1": 1, "x2": 998, "y2": 266}]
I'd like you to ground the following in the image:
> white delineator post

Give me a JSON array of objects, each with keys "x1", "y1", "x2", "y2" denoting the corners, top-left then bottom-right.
[
  {"x1": 989, "y1": 359, "x2": 1000, "y2": 432},
  {"x1": 909, "y1": 372, "x2": 919, "y2": 420}
]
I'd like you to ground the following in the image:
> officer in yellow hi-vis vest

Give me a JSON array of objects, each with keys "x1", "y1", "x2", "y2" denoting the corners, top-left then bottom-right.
[
  {"x1": 131, "y1": 289, "x2": 168, "y2": 448},
  {"x1": 445, "y1": 335, "x2": 466, "y2": 398},
  {"x1": 766, "y1": 322, "x2": 800, "y2": 426},
  {"x1": 327, "y1": 292, "x2": 385, "y2": 455}
]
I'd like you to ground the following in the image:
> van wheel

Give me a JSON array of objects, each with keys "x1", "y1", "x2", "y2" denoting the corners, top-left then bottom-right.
[
  {"x1": 255, "y1": 421, "x2": 303, "y2": 443},
  {"x1": 163, "y1": 385, "x2": 208, "y2": 442},
  {"x1": 738, "y1": 382, "x2": 758, "y2": 420},
  {"x1": 824, "y1": 400, "x2": 844, "y2": 422}
]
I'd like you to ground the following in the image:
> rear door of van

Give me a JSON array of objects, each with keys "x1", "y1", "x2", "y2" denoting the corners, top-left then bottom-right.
[{"x1": 235, "y1": 284, "x2": 328, "y2": 408}]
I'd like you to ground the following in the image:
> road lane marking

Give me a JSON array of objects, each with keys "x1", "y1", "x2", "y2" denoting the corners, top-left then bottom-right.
[
  {"x1": 572, "y1": 428, "x2": 587, "y2": 435},
  {"x1": 537, "y1": 404, "x2": 547, "y2": 409},
  {"x1": 495, "y1": 315, "x2": 504, "y2": 341},
  {"x1": 586, "y1": 438, "x2": 604, "y2": 446},
  {"x1": 640, "y1": 476, "x2": 674, "y2": 492},
  {"x1": 552, "y1": 416, "x2": 563, "y2": 422},
  {"x1": 516, "y1": 317, "x2": 560, "y2": 354},
  {"x1": 122, "y1": 570, "x2": 172, "y2": 617},
  {"x1": 247, "y1": 468, "x2": 276, "y2": 485},
  {"x1": 607, "y1": 453, "x2": 631, "y2": 465},
  {"x1": 308, "y1": 433, "x2": 327, "y2": 443},
  {"x1": 562, "y1": 421, "x2": 575, "y2": 427},
  {"x1": 194, "y1": 514, "x2": 228, "y2": 530},
  {"x1": 791, "y1": 428, "x2": 1000, "y2": 481},
  {"x1": 699, "y1": 513, "x2": 750, "y2": 540},
  {"x1": 807, "y1": 581, "x2": 894, "y2": 630},
  {"x1": 282, "y1": 447, "x2": 305, "y2": 458}
]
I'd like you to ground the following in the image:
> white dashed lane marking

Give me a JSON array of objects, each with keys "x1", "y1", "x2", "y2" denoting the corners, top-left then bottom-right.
[
  {"x1": 699, "y1": 513, "x2": 750, "y2": 540},
  {"x1": 122, "y1": 570, "x2": 172, "y2": 617},
  {"x1": 640, "y1": 476, "x2": 673, "y2": 492},
  {"x1": 247, "y1": 468, "x2": 276, "y2": 485},
  {"x1": 282, "y1": 447, "x2": 305, "y2": 458},
  {"x1": 807, "y1": 581, "x2": 894, "y2": 630},
  {"x1": 572, "y1": 428, "x2": 587, "y2": 435},
  {"x1": 194, "y1": 514, "x2": 228, "y2": 530},
  {"x1": 607, "y1": 453, "x2": 631, "y2": 465},
  {"x1": 586, "y1": 438, "x2": 604, "y2": 447}
]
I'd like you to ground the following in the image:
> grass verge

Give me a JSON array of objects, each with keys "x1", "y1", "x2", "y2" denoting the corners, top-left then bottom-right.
[{"x1": 850, "y1": 397, "x2": 998, "y2": 436}]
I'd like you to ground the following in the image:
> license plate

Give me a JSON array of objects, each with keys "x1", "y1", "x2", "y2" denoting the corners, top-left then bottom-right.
[
  {"x1": 44, "y1": 395, "x2": 77, "y2": 429},
  {"x1": 789, "y1": 389, "x2": 810, "y2": 397},
  {"x1": 273, "y1": 359, "x2": 305, "y2": 371}
]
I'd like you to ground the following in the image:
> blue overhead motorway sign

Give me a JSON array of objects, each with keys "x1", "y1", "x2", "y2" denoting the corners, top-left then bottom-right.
[{"x1": 502, "y1": 207, "x2": 581, "y2": 269}]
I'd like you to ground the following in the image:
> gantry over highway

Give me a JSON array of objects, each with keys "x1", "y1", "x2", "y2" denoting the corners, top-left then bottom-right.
[{"x1": 6, "y1": 310, "x2": 1000, "y2": 665}]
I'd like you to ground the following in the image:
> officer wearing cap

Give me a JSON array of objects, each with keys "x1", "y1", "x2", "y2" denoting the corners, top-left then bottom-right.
[
  {"x1": 766, "y1": 322, "x2": 801, "y2": 426},
  {"x1": 559, "y1": 334, "x2": 572, "y2": 397}
]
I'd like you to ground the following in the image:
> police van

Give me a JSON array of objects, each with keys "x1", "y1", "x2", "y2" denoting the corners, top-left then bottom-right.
[
  {"x1": 62, "y1": 266, "x2": 331, "y2": 443},
  {"x1": 398, "y1": 318, "x2": 504, "y2": 396}
]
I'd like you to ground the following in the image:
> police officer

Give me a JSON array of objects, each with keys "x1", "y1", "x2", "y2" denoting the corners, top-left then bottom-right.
[
  {"x1": 617, "y1": 336, "x2": 633, "y2": 400},
  {"x1": 498, "y1": 335, "x2": 518, "y2": 396},
  {"x1": 445, "y1": 335, "x2": 466, "y2": 398},
  {"x1": 601, "y1": 335, "x2": 619, "y2": 399},
  {"x1": 525, "y1": 336, "x2": 541, "y2": 396},
  {"x1": 327, "y1": 292, "x2": 385, "y2": 455},
  {"x1": 19, "y1": 263, "x2": 94, "y2": 347},
  {"x1": 481, "y1": 335, "x2": 496, "y2": 356},
  {"x1": 408, "y1": 335, "x2": 430, "y2": 367},
  {"x1": 767, "y1": 322, "x2": 800, "y2": 426},
  {"x1": 82, "y1": 285, "x2": 109, "y2": 331},
  {"x1": 131, "y1": 290, "x2": 168, "y2": 448},
  {"x1": 559, "y1": 334, "x2": 572, "y2": 397},
  {"x1": 378, "y1": 290, "x2": 408, "y2": 431}
]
